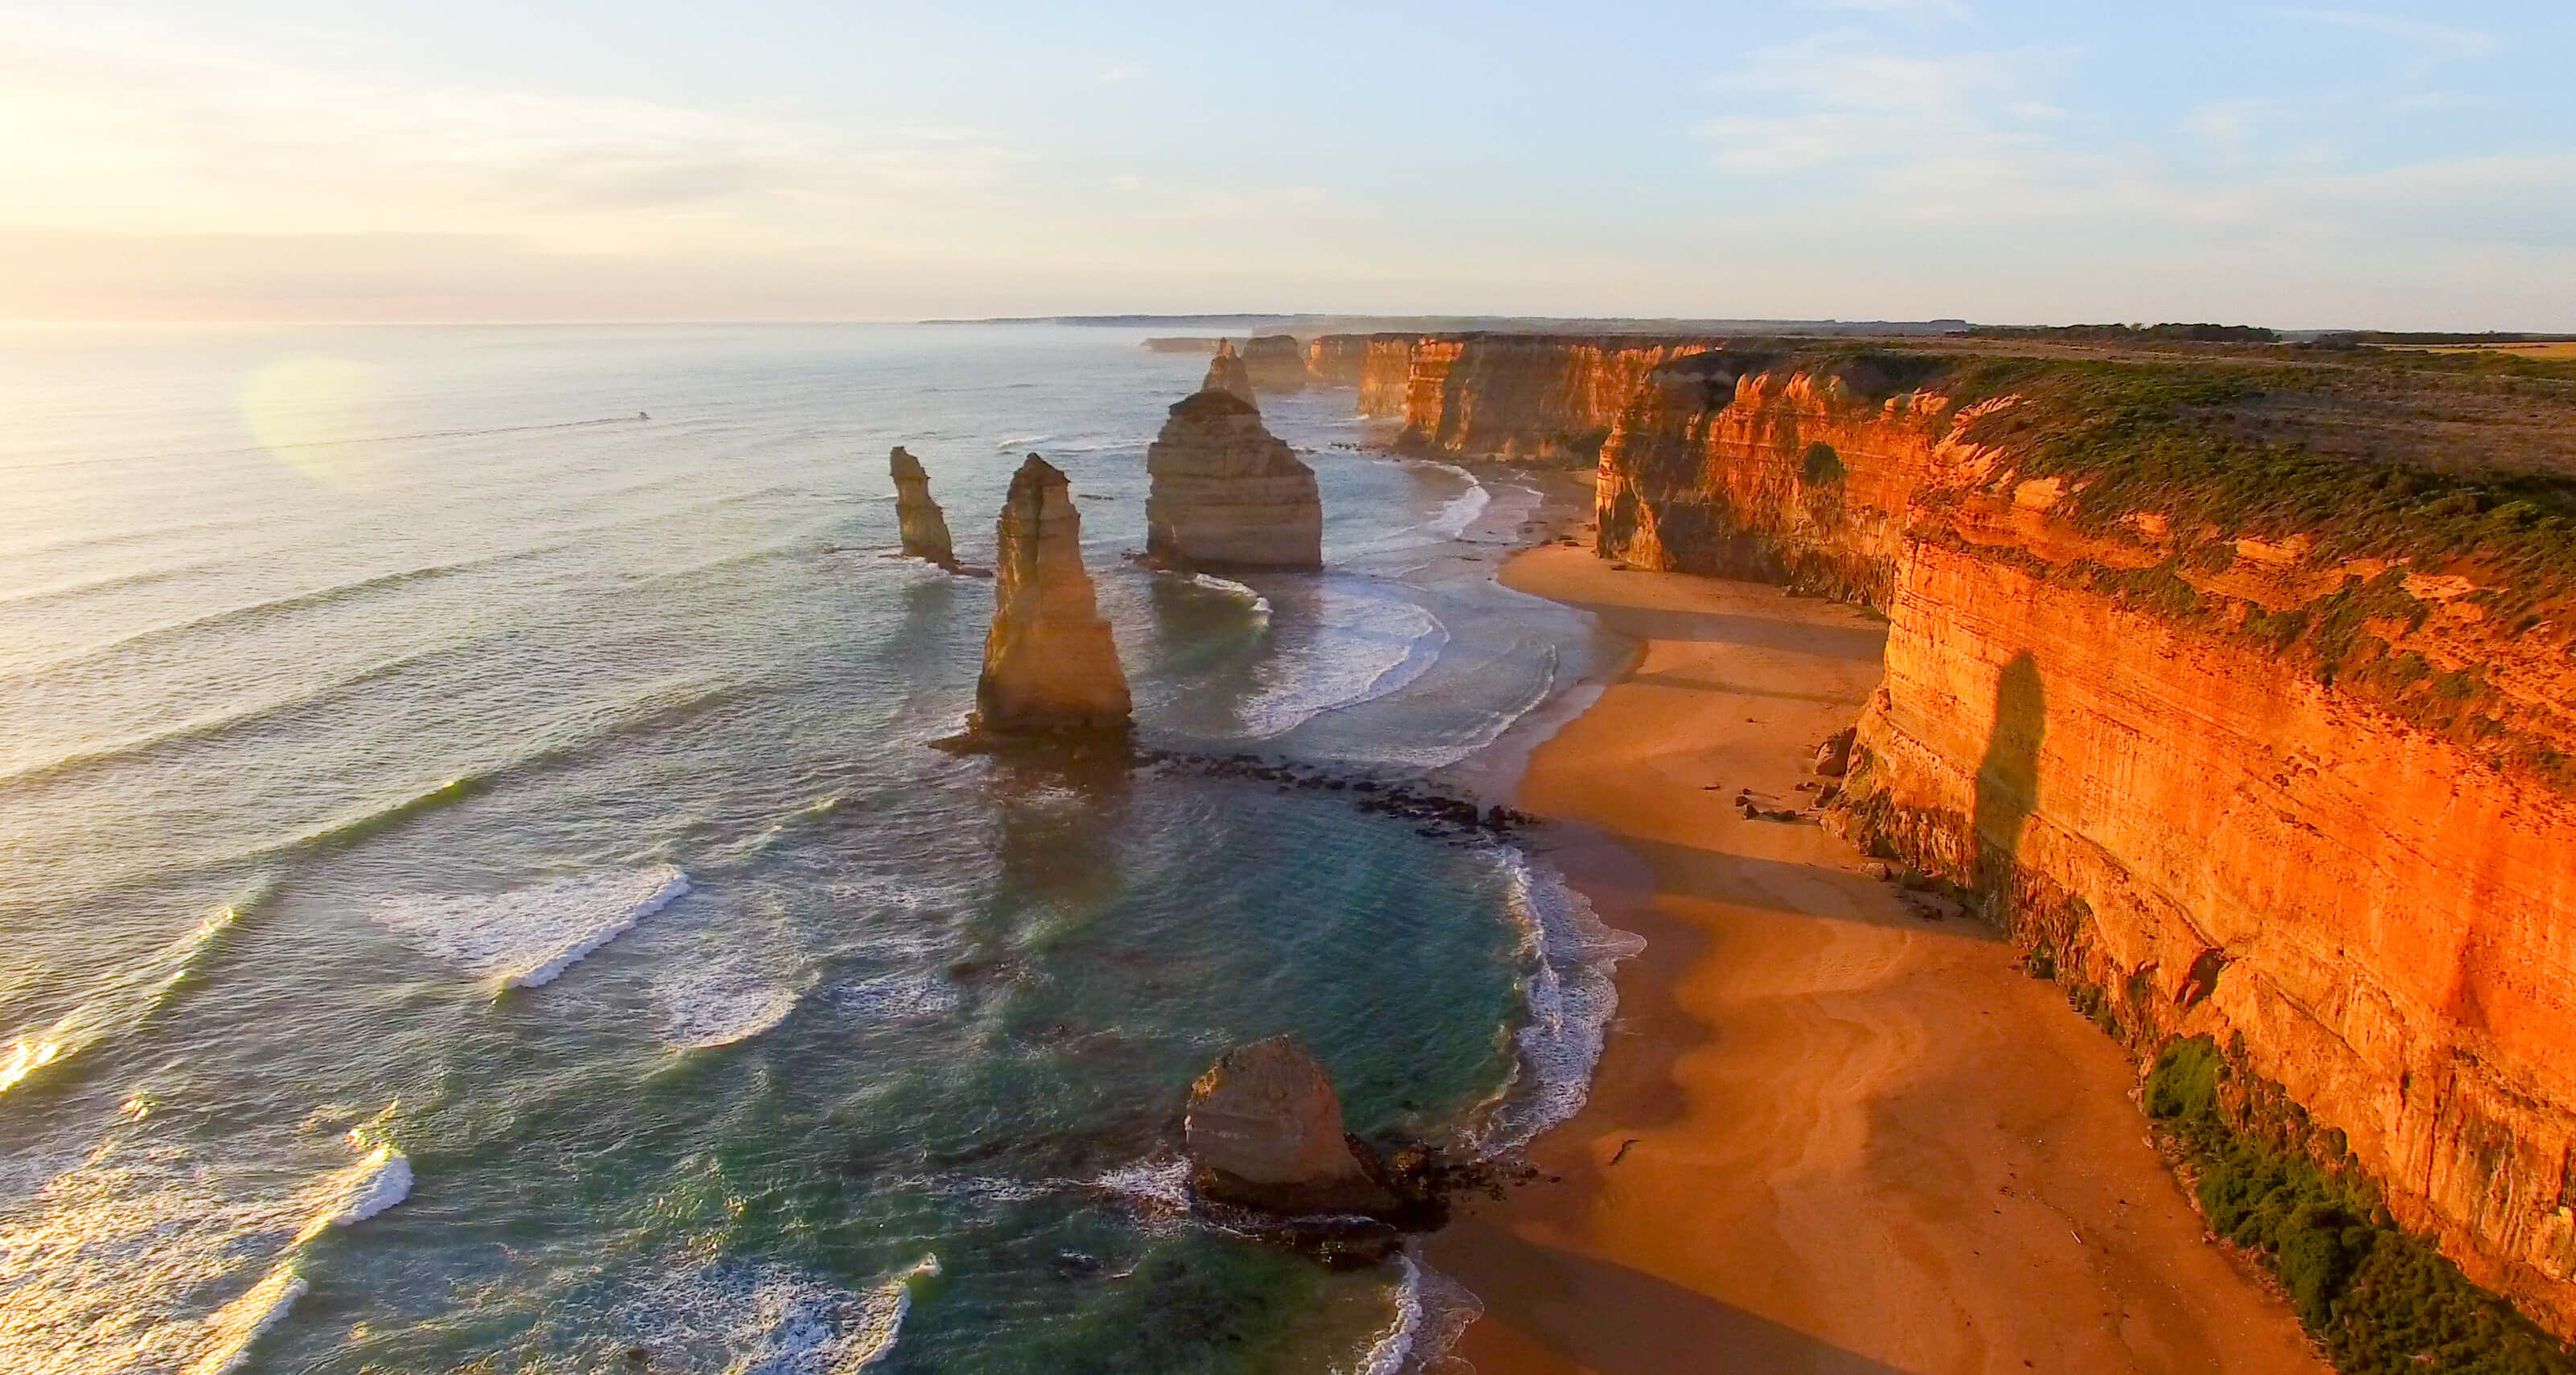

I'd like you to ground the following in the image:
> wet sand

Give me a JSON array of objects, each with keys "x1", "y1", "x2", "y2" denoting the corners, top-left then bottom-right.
[{"x1": 1431, "y1": 543, "x2": 2325, "y2": 1375}]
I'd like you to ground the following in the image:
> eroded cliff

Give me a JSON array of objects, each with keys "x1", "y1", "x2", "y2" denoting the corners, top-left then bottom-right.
[
  {"x1": 972, "y1": 454, "x2": 1131, "y2": 737},
  {"x1": 888, "y1": 445, "x2": 958, "y2": 570},
  {"x1": 1323, "y1": 332, "x2": 1716, "y2": 464},
  {"x1": 1573, "y1": 338, "x2": 2576, "y2": 1341},
  {"x1": 1144, "y1": 387, "x2": 1323, "y2": 570}
]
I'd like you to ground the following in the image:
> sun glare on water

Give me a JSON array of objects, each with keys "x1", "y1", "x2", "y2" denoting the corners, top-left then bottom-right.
[{"x1": 239, "y1": 358, "x2": 394, "y2": 488}]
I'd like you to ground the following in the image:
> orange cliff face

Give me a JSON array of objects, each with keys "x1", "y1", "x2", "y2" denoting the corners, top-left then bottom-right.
[
  {"x1": 1585, "y1": 350, "x2": 2576, "y2": 1333},
  {"x1": 1331, "y1": 333, "x2": 1715, "y2": 464}
]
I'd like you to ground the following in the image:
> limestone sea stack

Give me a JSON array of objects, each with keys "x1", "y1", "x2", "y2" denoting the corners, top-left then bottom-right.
[
  {"x1": 1185, "y1": 1036, "x2": 1400, "y2": 1216},
  {"x1": 888, "y1": 446, "x2": 958, "y2": 570},
  {"x1": 1241, "y1": 335, "x2": 1308, "y2": 395},
  {"x1": 1144, "y1": 389, "x2": 1323, "y2": 570},
  {"x1": 1203, "y1": 342, "x2": 1257, "y2": 406},
  {"x1": 970, "y1": 455, "x2": 1132, "y2": 737}
]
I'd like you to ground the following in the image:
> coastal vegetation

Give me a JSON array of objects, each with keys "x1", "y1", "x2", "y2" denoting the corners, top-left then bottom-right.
[{"x1": 2144, "y1": 1037, "x2": 2576, "y2": 1375}]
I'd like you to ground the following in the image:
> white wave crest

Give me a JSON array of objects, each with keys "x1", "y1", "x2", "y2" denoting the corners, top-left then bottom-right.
[
  {"x1": 831, "y1": 971, "x2": 962, "y2": 1023},
  {"x1": 1233, "y1": 582, "x2": 1446, "y2": 740},
  {"x1": 1475, "y1": 847, "x2": 1645, "y2": 1154},
  {"x1": 1421, "y1": 464, "x2": 1491, "y2": 540},
  {"x1": 0, "y1": 887, "x2": 259, "y2": 1099},
  {"x1": 372, "y1": 865, "x2": 691, "y2": 989},
  {"x1": 843, "y1": 1255, "x2": 940, "y2": 1370},
  {"x1": 184, "y1": 1263, "x2": 306, "y2": 1375},
  {"x1": 1187, "y1": 573, "x2": 1274, "y2": 626},
  {"x1": 1348, "y1": 1249, "x2": 1484, "y2": 1375},
  {"x1": 326, "y1": 1145, "x2": 412, "y2": 1229}
]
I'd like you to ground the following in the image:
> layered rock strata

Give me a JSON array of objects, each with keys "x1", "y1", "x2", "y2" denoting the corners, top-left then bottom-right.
[
  {"x1": 1567, "y1": 343, "x2": 2576, "y2": 1334},
  {"x1": 1304, "y1": 335, "x2": 1372, "y2": 389},
  {"x1": 1144, "y1": 388, "x2": 1323, "y2": 570},
  {"x1": 1328, "y1": 332, "x2": 1717, "y2": 463},
  {"x1": 970, "y1": 455, "x2": 1132, "y2": 737},
  {"x1": 888, "y1": 445, "x2": 958, "y2": 570},
  {"x1": 1240, "y1": 334, "x2": 1309, "y2": 396},
  {"x1": 1186, "y1": 1036, "x2": 1400, "y2": 1216}
]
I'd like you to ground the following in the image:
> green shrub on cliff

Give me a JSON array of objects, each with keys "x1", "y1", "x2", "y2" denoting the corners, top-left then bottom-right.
[
  {"x1": 2144, "y1": 1037, "x2": 2576, "y2": 1374},
  {"x1": 1800, "y1": 441, "x2": 1846, "y2": 485}
]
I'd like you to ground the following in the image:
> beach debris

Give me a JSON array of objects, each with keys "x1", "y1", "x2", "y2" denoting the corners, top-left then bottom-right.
[
  {"x1": 963, "y1": 456, "x2": 1133, "y2": 739},
  {"x1": 1186, "y1": 1036, "x2": 1402, "y2": 1217},
  {"x1": 1814, "y1": 725, "x2": 1857, "y2": 777},
  {"x1": 888, "y1": 445, "x2": 961, "y2": 572}
]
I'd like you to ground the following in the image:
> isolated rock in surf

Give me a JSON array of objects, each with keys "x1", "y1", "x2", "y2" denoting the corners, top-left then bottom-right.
[
  {"x1": 1203, "y1": 341, "x2": 1258, "y2": 407},
  {"x1": 970, "y1": 454, "x2": 1132, "y2": 735},
  {"x1": 1185, "y1": 1036, "x2": 1401, "y2": 1216},
  {"x1": 1241, "y1": 335, "x2": 1309, "y2": 396},
  {"x1": 888, "y1": 446, "x2": 958, "y2": 569},
  {"x1": 1144, "y1": 388, "x2": 1323, "y2": 570}
]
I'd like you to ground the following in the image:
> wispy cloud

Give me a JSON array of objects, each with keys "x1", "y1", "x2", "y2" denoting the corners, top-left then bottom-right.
[
  {"x1": 2279, "y1": 8, "x2": 2496, "y2": 57},
  {"x1": 1798, "y1": 0, "x2": 1975, "y2": 21},
  {"x1": 1690, "y1": 22, "x2": 2574, "y2": 254},
  {"x1": 0, "y1": 13, "x2": 1020, "y2": 252}
]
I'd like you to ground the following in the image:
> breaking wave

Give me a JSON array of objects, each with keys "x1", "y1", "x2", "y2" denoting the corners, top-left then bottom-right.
[
  {"x1": 1420, "y1": 464, "x2": 1491, "y2": 540},
  {"x1": 373, "y1": 865, "x2": 691, "y2": 989},
  {"x1": 1188, "y1": 573, "x2": 1273, "y2": 626},
  {"x1": 621, "y1": 1256, "x2": 939, "y2": 1375},
  {"x1": 1473, "y1": 847, "x2": 1645, "y2": 1154},
  {"x1": 0, "y1": 883, "x2": 265, "y2": 1099},
  {"x1": 1349, "y1": 1249, "x2": 1483, "y2": 1375},
  {"x1": 1233, "y1": 582, "x2": 1446, "y2": 740}
]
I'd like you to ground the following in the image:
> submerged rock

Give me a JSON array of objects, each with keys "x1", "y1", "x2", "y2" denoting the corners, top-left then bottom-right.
[
  {"x1": 970, "y1": 455, "x2": 1132, "y2": 737},
  {"x1": 1241, "y1": 335, "x2": 1308, "y2": 396},
  {"x1": 1185, "y1": 1036, "x2": 1401, "y2": 1217},
  {"x1": 1203, "y1": 341, "x2": 1257, "y2": 407},
  {"x1": 888, "y1": 445, "x2": 958, "y2": 570},
  {"x1": 1144, "y1": 389, "x2": 1323, "y2": 570}
]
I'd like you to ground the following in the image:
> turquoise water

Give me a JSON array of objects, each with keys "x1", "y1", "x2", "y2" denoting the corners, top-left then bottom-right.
[{"x1": 0, "y1": 324, "x2": 1610, "y2": 1373}]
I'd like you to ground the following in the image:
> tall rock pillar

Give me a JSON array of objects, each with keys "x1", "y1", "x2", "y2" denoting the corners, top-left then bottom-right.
[{"x1": 971, "y1": 455, "x2": 1133, "y2": 736}]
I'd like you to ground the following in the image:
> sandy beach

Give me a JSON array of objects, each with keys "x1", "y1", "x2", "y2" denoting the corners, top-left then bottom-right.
[{"x1": 1432, "y1": 540, "x2": 2327, "y2": 1374}]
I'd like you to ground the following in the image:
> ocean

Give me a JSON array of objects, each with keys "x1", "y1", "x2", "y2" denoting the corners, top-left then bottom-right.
[{"x1": 0, "y1": 323, "x2": 1630, "y2": 1373}]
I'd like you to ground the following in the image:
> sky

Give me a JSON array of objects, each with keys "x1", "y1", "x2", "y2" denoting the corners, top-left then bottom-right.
[{"x1": 2, "y1": 1, "x2": 2570, "y2": 327}]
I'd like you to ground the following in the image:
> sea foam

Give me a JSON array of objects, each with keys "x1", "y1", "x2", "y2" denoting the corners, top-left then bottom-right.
[
  {"x1": 1231, "y1": 581, "x2": 1446, "y2": 740},
  {"x1": 1349, "y1": 1249, "x2": 1483, "y2": 1375},
  {"x1": 373, "y1": 865, "x2": 691, "y2": 988},
  {"x1": 1421, "y1": 465, "x2": 1492, "y2": 540},
  {"x1": 1475, "y1": 847, "x2": 1646, "y2": 1154}
]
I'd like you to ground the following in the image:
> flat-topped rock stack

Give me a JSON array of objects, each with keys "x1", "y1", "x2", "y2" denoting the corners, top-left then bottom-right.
[
  {"x1": 1240, "y1": 335, "x2": 1308, "y2": 396},
  {"x1": 1144, "y1": 386, "x2": 1323, "y2": 571},
  {"x1": 969, "y1": 455, "x2": 1132, "y2": 737},
  {"x1": 888, "y1": 445, "x2": 958, "y2": 570}
]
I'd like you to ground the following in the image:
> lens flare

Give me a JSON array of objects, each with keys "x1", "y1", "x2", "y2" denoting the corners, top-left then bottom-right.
[{"x1": 238, "y1": 358, "x2": 392, "y2": 488}]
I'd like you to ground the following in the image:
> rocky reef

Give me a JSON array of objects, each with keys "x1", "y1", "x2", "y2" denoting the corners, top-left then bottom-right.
[
  {"x1": 1186, "y1": 1036, "x2": 1401, "y2": 1217},
  {"x1": 887, "y1": 445, "x2": 959, "y2": 570},
  {"x1": 1399, "y1": 331, "x2": 2576, "y2": 1339},
  {"x1": 1143, "y1": 385, "x2": 1323, "y2": 570},
  {"x1": 1240, "y1": 335, "x2": 1308, "y2": 396},
  {"x1": 968, "y1": 455, "x2": 1132, "y2": 737}
]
